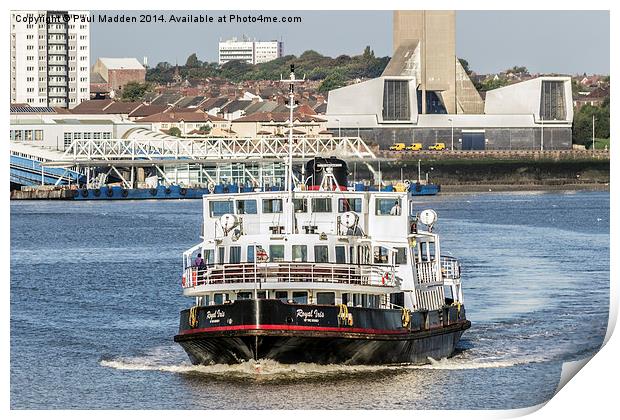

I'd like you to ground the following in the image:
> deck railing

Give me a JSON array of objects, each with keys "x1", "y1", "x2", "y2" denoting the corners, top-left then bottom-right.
[
  {"x1": 415, "y1": 256, "x2": 461, "y2": 285},
  {"x1": 182, "y1": 262, "x2": 395, "y2": 289},
  {"x1": 440, "y1": 256, "x2": 461, "y2": 280},
  {"x1": 415, "y1": 261, "x2": 438, "y2": 285}
]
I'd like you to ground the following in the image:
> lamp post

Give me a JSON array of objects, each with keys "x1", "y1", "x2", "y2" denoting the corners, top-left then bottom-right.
[
  {"x1": 448, "y1": 118, "x2": 454, "y2": 150},
  {"x1": 335, "y1": 118, "x2": 341, "y2": 137}
]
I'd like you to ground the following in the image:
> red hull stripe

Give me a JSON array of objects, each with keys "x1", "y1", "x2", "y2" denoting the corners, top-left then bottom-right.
[{"x1": 179, "y1": 324, "x2": 409, "y2": 336}]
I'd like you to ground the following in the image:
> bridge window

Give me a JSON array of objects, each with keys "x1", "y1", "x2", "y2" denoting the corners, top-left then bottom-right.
[
  {"x1": 316, "y1": 292, "x2": 335, "y2": 305},
  {"x1": 229, "y1": 246, "x2": 241, "y2": 264},
  {"x1": 205, "y1": 249, "x2": 214, "y2": 265},
  {"x1": 217, "y1": 247, "x2": 225, "y2": 264},
  {"x1": 210, "y1": 200, "x2": 233, "y2": 217},
  {"x1": 269, "y1": 245, "x2": 285, "y2": 262},
  {"x1": 311, "y1": 198, "x2": 332, "y2": 213},
  {"x1": 396, "y1": 247, "x2": 407, "y2": 264},
  {"x1": 24, "y1": 130, "x2": 33, "y2": 141},
  {"x1": 338, "y1": 198, "x2": 362, "y2": 213},
  {"x1": 335, "y1": 246, "x2": 346, "y2": 264},
  {"x1": 247, "y1": 245, "x2": 255, "y2": 263},
  {"x1": 236, "y1": 199, "x2": 257, "y2": 214},
  {"x1": 314, "y1": 245, "x2": 329, "y2": 263},
  {"x1": 213, "y1": 293, "x2": 229, "y2": 304},
  {"x1": 292, "y1": 245, "x2": 307, "y2": 262},
  {"x1": 292, "y1": 291, "x2": 308, "y2": 304},
  {"x1": 73, "y1": 132, "x2": 81, "y2": 140},
  {"x1": 293, "y1": 198, "x2": 307, "y2": 213},
  {"x1": 236, "y1": 292, "x2": 252, "y2": 300},
  {"x1": 263, "y1": 198, "x2": 283, "y2": 213},
  {"x1": 376, "y1": 198, "x2": 401, "y2": 215},
  {"x1": 373, "y1": 246, "x2": 390, "y2": 264},
  {"x1": 275, "y1": 291, "x2": 288, "y2": 302}
]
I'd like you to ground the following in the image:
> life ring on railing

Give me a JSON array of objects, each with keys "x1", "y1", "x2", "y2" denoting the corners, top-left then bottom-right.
[
  {"x1": 401, "y1": 308, "x2": 411, "y2": 328},
  {"x1": 337, "y1": 303, "x2": 349, "y2": 325},
  {"x1": 347, "y1": 313, "x2": 354, "y2": 326},
  {"x1": 182, "y1": 274, "x2": 186, "y2": 288},
  {"x1": 191, "y1": 270, "x2": 197, "y2": 287},
  {"x1": 382, "y1": 272, "x2": 390, "y2": 285},
  {"x1": 188, "y1": 306, "x2": 199, "y2": 328}
]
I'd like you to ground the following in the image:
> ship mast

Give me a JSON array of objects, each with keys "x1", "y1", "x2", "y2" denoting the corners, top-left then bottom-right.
[{"x1": 281, "y1": 64, "x2": 304, "y2": 234}]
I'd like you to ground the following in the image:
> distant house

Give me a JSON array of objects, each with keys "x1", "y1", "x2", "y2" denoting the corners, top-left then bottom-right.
[
  {"x1": 70, "y1": 99, "x2": 143, "y2": 118},
  {"x1": 231, "y1": 112, "x2": 327, "y2": 137},
  {"x1": 201, "y1": 97, "x2": 231, "y2": 116},
  {"x1": 135, "y1": 109, "x2": 230, "y2": 136},
  {"x1": 573, "y1": 87, "x2": 610, "y2": 110},
  {"x1": 127, "y1": 104, "x2": 169, "y2": 121}
]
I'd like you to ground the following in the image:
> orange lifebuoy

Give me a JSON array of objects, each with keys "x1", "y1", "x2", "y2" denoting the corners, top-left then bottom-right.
[
  {"x1": 191, "y1": 270, "x2": 197, "y2": 287},
  {"x1": 182, "y1": 274, "x2": 186, "y2": 288}
]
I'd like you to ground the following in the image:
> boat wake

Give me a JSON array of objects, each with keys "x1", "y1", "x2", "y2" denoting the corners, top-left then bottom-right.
[{"x1": 99, "y1": 345, "x2": 543, "y2": 379}]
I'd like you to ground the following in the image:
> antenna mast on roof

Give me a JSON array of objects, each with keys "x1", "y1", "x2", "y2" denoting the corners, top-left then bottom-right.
[{"x1": 280, "y1": 64, "x2": 304, "y2": 234}]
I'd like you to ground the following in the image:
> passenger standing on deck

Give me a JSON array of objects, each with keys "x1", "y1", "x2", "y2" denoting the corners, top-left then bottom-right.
[
  {"x1": 194, "y1": 253, "x2": 204, "y2": 269},
  {"x1": 390, "y1": 200, "x2": 401, "y2": 215}
]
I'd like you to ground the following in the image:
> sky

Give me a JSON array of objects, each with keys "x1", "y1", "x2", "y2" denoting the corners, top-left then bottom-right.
[{"x1": 90, "y1": 10, "x2": 610, "y2": 75}]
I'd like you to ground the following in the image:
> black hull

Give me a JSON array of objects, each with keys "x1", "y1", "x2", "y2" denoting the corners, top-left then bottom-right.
[{"x1": 174, "y1": 299, "x2": 470, "y2": 365}]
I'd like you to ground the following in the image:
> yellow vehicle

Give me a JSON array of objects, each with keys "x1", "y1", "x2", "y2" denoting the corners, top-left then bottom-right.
[
  {"x1": 407, "y1": 143, "x2": 423, "y2": 151},
  {"x1": 429, "y1": 142, "x2": 446, "y2": 151},
  {"x1": 389, "y1": 143, "x2": 407, "y2": 151}
]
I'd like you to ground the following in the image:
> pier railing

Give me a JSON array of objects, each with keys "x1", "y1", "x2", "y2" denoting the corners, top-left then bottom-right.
[{"x1": 182, "y1": 262, "x2": 395, "y2": 289}]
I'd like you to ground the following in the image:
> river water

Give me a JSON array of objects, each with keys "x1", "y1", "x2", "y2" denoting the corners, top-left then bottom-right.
[{"x1": 10, "y1": 190, "x2": 609, "y2": 409}]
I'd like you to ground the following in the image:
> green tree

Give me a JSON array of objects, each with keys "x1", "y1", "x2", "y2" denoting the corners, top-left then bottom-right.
[
  {"x1": 507, "y1": 65, "x2": 528, "y2": 74},
  {"x1": 185, "y1": 53, "x2": 200, "y2": 68},
  {"x1": 572, "y1": 103, "x2": 610, "y2": 146},
  {"x1": 120, "y1": 82, "x2": 151, "y2": 101},
  {"x1": 318, "y1": 71, "x2": 346, "y2": 93},
  {"x1": 198, "y1": 125, "x2": 212, "y2": 133},
  {"x1": 168, "y1": 127, "x2": 182, "y2": 137},
  {"x1": 459, "y1": 58, "x2": 472, "y2": 75},
  {"x1": 362, "y1": 46, "x2": 375, "y2": 60}
]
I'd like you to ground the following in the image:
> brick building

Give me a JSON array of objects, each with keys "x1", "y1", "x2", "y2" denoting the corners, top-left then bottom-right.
[{"x1": 92, "y1": 57, "x2": 146, "y2": 95}]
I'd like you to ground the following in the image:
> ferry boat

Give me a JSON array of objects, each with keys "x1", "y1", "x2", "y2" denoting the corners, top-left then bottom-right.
[{"x1": 173, "y1": 66, "x2": 470, "y2": 365}]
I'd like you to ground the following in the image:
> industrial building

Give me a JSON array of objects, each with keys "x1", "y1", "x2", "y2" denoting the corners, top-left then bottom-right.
[
  {"x1": 326, "y1": 11, "x2": 573, "y2": 150},
  {"x1": 10, "y1": 10, "x2": 90, "y2": 109}
]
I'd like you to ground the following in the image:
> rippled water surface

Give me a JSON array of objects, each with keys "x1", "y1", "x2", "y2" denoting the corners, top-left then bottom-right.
[{"x1": 10, "y1": 191, "x2": 609, "y2": 409}]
